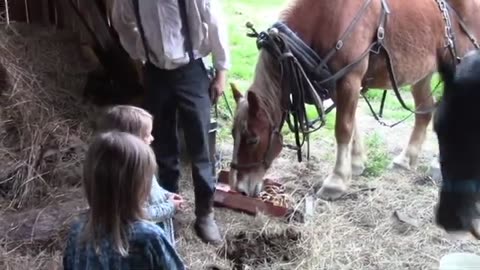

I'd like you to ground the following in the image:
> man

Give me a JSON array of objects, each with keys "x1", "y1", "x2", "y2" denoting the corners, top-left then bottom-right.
[{"x1": 111, "y1": 0, "x2": 230, "y2": 245}]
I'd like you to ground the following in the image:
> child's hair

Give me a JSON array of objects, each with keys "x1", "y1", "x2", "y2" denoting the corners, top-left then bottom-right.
[
  {"x1": 96, "y1": 105, "x2": 153, "y2": 139},
  {"x1": 82, "y1": 131, "x2": 157, "y2": 256}
]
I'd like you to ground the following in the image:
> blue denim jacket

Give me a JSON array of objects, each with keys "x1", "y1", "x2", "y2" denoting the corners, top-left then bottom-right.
[{"x1": 62, "y1": 217, "x2": 185, "y2": 270}]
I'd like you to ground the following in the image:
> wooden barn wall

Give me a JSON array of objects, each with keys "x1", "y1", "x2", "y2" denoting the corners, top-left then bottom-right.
[
  {"x1": 1, "y1": 0, "x2": 145, "y2": 96},
  {"x1": 1, "y1": 0, "x2": 113, "y2": 46}
]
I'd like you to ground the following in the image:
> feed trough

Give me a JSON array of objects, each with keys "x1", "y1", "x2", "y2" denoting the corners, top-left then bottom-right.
[{"x1": 214, "y1": 170, "x2": 295, "y2": 218}]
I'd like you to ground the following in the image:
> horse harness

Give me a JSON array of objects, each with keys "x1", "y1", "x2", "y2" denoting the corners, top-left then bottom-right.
[{"x1": 235, "y1": 0, "x2": 480, "y2": 169}]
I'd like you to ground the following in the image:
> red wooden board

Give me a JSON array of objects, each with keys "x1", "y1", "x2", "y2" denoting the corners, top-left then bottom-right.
[{"x1": 214, "y1": 170, "x2": 290, "y2": 217}]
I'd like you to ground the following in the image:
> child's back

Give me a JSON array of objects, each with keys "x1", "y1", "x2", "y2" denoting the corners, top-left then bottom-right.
[
  {"x1": 63, "y1": 216, "x2": 184, "y2": 269},
  {"x1": 62, "y1": 131, "x2": 185, "y2": 270}
]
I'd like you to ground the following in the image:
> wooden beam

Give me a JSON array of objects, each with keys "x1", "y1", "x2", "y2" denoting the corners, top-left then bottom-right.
[
  {"x1": 24, "y1": 0, "x2": 29, "y2": 23},
  {"x1": 3, "y1": 0, "x2": 10, "y2": 24}
]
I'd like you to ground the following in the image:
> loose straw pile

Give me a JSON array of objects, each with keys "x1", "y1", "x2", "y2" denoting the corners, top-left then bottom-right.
[{"x1": 0, "y1": 23, "x2": 92, "y2": 209}]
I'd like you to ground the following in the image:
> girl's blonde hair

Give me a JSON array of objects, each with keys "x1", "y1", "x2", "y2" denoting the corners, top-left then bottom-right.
[
  {"x1": 82, "y1": 131, "x2": 157, "y2": 256},
  {"x1": 96, "y1": 105, "x2": 153, "y2": 139}
]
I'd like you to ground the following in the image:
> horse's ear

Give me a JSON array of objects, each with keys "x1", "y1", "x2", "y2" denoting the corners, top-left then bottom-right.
[
  {"x1": 437, "y1": 49, "x2": 456, "y2": 89},
  {"x1": 230, "y1": 82, "x2": 243, "y2": 104},
  {"x1": 247, "y1": 91, "x2": 260, "y2": 116}
]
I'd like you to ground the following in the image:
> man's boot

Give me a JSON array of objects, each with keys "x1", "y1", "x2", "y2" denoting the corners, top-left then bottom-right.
[{"x1": 194, "y1": 200, "x2": 222, "y2": 246}]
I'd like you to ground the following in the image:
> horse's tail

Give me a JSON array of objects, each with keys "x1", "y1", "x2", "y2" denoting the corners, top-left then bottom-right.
[{"x1": 436, "y1": 49, "x2": 456, "y2": 88}]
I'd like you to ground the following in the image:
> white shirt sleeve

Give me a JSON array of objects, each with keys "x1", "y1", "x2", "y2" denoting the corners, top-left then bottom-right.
[
  {"x1": 111, "y1": 0, "x2": 143, "y2": 61},
  {"x1": 201, "y1": 0, "x2": 231, "y2": 71}
]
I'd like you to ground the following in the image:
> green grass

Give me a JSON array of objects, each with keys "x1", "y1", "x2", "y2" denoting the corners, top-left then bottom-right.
[
  {"x1": 214, "y1": 0, "x2": 444, "y2": 143},
  {"x1": 363, "y1": 131, "x2": 390, "y2": 177}
]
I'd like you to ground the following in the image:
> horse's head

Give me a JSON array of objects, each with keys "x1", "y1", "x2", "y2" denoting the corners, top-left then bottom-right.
[
  {"x1": 434, "y1": 49, "x2": 480, "y2": 239},
  {"x1": 228, "y1": 83, "x2": 284, "y2": 197}
]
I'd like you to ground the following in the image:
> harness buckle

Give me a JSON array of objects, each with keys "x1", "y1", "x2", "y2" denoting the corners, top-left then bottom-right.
[
  {"x1": 377, "y1": 26, "x2": 385, "y2": 40},
  {"x1": 268, "y1": 27, "x2": 280, "y2": 37},
  {"x1": 335, "y1": 40, "x2": 344, "y2": 50}
]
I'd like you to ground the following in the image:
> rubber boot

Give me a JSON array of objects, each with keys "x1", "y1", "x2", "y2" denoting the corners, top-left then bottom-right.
[{"x1": 194, "y1": 201, "x2": 222, "y2": 246}]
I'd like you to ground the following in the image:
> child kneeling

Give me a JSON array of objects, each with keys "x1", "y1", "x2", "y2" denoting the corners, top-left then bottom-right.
[{"x1": 63, "y1": 131, "x2": 185, "y2": 269}]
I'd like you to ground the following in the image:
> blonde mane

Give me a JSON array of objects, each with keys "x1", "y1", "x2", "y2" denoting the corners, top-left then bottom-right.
[{"x1": 235, "y1": 50, "x2": 284, "y2": 129}]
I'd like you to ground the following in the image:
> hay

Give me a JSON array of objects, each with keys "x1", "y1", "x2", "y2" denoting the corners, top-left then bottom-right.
[
  {"x1": 0, "y1": 23, "x2": 92, "y2": 209},
  {"x1": 218, "y1": 227, "x2": 305, "y2": 270}
]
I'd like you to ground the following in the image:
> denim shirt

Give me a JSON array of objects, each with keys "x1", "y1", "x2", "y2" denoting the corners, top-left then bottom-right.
[
  {"x1": 145, "y1": 176, "x2": 176, "y2": 246},
  {"x1": 62, "y1": 217, "x2": 186, "y2": 270}
]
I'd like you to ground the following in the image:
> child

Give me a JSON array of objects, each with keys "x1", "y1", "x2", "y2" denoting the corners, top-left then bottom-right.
[
  {"x1": 63, "y1": 131, "x2": 185, "y2": 269},
  {"x1": 95, "y1": 105, "x2": 184, "y2": 246}
]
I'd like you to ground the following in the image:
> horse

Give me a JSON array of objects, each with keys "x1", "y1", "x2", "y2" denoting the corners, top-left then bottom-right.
[
  {"x1": 228, "y1": 0, "x2": 480, "y2": 200},
  {"x1": 434, "y1": 49, "x2": 480, "y2": 239}
]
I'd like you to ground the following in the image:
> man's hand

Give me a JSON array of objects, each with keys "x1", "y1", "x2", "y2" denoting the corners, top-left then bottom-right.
[{"x1": 210, "y1": 69, "x2": 227, "y2": 104}]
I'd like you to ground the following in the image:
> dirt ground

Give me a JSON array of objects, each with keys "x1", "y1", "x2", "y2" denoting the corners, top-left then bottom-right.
[{"x1": 1, "y1": 23, "x2": 480, "y2": 270}]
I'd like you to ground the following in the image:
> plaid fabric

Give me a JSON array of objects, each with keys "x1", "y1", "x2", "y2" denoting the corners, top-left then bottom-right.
[{"x1": 62, "y1": 217, "x2": 185, "y2": 270}]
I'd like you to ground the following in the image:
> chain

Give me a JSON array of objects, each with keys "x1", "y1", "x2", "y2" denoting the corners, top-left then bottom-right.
[
  {"x1": 258, "y1": 184, "x2": 294, "y2": 208},
  {"x1": 435, "y1": 0, "x2": 459, "y2": 62},
  {"x1": 436, "y1": 0, "x2": 454, "y2": 48}
]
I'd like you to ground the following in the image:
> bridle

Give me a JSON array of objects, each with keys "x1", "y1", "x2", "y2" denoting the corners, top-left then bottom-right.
[{"x1": 229, "y1": 120, "x2": 284, "y2": 171}]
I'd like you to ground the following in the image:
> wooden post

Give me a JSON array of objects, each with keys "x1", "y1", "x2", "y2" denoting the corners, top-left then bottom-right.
[
  {"x1": 24, "y1": 0, "x2": 29, "y2": 23},
  {"x1": 4, "y1": 0, "x2": 10, "y2": 24}
]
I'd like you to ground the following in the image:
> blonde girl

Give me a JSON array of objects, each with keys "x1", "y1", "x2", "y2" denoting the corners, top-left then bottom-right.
[{"x1": 62, "y1": 131, "x2": 185, "y2": 269}]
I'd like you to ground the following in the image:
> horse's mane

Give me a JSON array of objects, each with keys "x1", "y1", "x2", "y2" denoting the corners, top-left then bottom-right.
[{"x1": 243, "y1": 50, "x2": 283, "y2": 126}]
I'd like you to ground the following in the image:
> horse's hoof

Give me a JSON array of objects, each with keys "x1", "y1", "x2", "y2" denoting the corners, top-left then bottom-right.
[
  {"x1": 391, "y1": 153, "x2": 412, "y2": 171},
  {"x1": 317, "y1": 176, "x2": 347, "y2": 201},
  {"x1": 352, "y1": 163, "x2": 365, "y2": 176}
]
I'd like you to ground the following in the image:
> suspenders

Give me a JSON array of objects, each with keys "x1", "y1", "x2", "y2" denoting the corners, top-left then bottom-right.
[{"x1": 131, "y1": 0, "x2": 194, "y2": 64}]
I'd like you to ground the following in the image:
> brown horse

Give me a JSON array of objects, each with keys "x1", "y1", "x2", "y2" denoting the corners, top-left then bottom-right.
[{"x1": 229, "y1": 0, "x2": 480, "y2": 200}]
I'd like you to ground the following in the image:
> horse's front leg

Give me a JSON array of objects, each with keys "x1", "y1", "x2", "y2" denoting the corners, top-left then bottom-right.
[
  {"x1": 351, "y1": 119, "x2": 366, "y2": 176},
  {"x1": 318, "y1": 78, "x2": 362, "y2": 200},
  {"x1": 392, "y1": 74, "x2": 434, "y2": 170}
]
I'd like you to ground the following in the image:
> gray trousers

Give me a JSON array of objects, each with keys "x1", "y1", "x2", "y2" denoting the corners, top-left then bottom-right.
[{"x1": 142, "y1": 59, "x2": 215, "y2": 215}]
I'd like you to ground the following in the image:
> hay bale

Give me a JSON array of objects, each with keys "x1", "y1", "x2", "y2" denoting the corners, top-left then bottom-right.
[{"x1": 0, "y1": 23, "x2": 93, "y2": 209}]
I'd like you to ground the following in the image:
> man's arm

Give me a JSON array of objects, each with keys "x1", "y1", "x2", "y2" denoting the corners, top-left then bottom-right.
[
  {"x1": 111, "y1": 0, "x2": 141, "y2": 60},
  {"x1": 202, "y1": 0, "x2": 231, "y2": 72},
  {"x1": 201, "y1": 0, "x2": 230, "y2": 103}
]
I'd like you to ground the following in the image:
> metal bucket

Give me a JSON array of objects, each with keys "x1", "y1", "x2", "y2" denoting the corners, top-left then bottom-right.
[{"x1": 208, "y1": 118, "x2": 221, "y2": 177}]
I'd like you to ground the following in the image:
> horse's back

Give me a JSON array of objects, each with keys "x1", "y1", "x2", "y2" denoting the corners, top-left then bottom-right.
[
  {"x1": 364, "y1": 0, "x2": 446, "y2": 87},
  {"x1": 283, "y1": 0, "x2": 474, "y2": 87}
]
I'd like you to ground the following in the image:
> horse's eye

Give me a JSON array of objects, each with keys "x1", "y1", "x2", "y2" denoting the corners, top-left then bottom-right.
[{"x1": 246, "y1": 136, "x2": 259, "y2": 145}]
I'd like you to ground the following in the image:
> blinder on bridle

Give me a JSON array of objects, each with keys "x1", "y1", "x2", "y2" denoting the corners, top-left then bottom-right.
[{"x1": 229, "y1": 125, "x2": 282, "y2": 171}]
